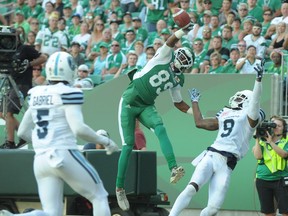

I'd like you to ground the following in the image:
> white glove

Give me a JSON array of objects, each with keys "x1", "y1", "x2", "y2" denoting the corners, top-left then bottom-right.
[{"x1": 96, "y1": 129, "x2": 119, "y2": 155}]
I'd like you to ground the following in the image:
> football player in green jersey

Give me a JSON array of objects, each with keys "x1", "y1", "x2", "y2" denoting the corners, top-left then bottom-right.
[{"x1": 116, "y1": 22, "x2": 195, "y2": 211}]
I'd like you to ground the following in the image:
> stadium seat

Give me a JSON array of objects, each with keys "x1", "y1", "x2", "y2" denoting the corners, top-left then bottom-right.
[
  {"x1": 264, "y1": 61, "x2": 273, "y2": 70},
  {"x1": 89, "y1": 74, "x2": 102, "y2": 86},
  {"x1": 103, "y1": 74, "x2": 114, "y2": 82}
]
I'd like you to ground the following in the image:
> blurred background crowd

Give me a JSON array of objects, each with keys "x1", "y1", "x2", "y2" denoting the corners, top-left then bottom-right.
[{"x1": 1, "y1": 0, "x2": 288, "y2": 87}]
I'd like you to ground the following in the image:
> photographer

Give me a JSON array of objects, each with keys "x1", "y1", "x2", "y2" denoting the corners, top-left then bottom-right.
[
  {"x1": 0, "y1": 28, "x2": 47, "y2": 149},
  {"x1": 252, "y1": 116, "x2": 288, "y2": 216}
]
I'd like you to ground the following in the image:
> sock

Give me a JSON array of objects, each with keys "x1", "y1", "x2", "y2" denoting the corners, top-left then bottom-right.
[
  {"x1": 154, "y1": 125, "x2": 177, "y2": 170},
  {"x1": 116, "y1": 144, "x2": 133, "y2": 188},
  {"x1": 169, "y1": 184, "x2": 197, "y2": 216}
]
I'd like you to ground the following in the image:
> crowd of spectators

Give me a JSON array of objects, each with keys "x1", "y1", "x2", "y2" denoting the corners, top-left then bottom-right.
[{"x1": 1, "y1": 0, "x2": 288, "y2": 87}]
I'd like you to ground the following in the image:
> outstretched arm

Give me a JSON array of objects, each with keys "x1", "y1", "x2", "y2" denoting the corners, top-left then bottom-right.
[
  {"x1": 247, "y1": 60, "x2": 265, "y2": 128},
  {"x1": 65, "y1": 105, "x2": 118, "y2": 154},
  {"x1": 189, "y1": 88, "x2": 219, "y2": 131},
  {"x1": 170, "y1": 86, "x2": 192, "y2": 114},
  {"x1": 166, "y1": 22, "x2": 194, "y2": 48}
]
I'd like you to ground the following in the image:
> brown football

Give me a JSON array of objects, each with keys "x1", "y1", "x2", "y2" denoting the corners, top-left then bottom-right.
[{"x1": 172, "y1": 8, "x2": 191, "y2": 28}]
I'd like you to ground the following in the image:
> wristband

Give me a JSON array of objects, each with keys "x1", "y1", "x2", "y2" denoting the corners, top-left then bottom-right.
[
  {"x1": 186, "y1": 107, "x2": 193, "y2": 115},
  {"x1": 175, "y1": 29, "x2": 185, "y2": 39}
]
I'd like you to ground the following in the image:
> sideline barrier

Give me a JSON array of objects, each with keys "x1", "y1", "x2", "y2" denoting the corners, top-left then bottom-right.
[{"x1": 0, "y1": 74, "x2": 281, "y2": 212}]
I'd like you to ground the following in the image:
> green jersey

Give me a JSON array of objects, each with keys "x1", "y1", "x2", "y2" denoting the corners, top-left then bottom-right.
[
  {"x1": 145, "y1": 0, "x2": 173, "y2": 23},
  {"x1": 128, "y1": 44, "x2": 184, "y2": 105}
]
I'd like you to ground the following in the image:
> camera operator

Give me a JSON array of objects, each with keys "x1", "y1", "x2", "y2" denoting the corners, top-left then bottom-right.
[
  {"x1": 0, "y1": 29, "x2": 47, "y2": 149},
  {"x1": 252, "y1": 115, "x2": 288, "y2": 216}
]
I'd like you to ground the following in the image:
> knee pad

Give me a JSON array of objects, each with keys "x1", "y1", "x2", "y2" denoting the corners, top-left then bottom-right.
[
  {"x1": 189, "y1": 182, "x2": 199, "y2": 192},
  {"x1": 185, "y1": 184, "x2": 197, "y2": 197}
]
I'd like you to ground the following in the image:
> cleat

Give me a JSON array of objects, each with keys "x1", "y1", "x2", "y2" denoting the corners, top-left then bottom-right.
[
  {"x1": 0, "y1": 210, "x2": 13, "y2": 216},
  {"x1": 16, "y1": 138, "x2": 27, "y2": 148},
  {"x1": 116, "y1": 189, "x2": 130, "y2": 211},
  {"x1": 0, "y1": 140, "x2": 16, "y2": 149},
  {"x1": 170, "y1": 166, "x2": 185, "y2": 184}
]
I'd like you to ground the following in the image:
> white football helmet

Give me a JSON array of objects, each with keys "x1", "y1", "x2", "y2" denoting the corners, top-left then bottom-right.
[
  {"x1": 174, "y1": 47, "x2": 194, "y2": 72},
  {"x1": 229, "y1": 90, "x2": 253, "y2": 110},
  {"x1": 45, "y1": 51, "x2": 77, "y2": 84}
]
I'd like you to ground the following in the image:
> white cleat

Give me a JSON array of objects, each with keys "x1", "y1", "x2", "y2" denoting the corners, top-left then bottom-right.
[
  {"x1": 170, "y1": 166, "x2": 185, "y2": 184},
  {"x1": 0, "y1": 210, "x2": 13, "y2": 216},
  {"x1": 116, "y1": 189, "x2": 130, "y2": 211}
]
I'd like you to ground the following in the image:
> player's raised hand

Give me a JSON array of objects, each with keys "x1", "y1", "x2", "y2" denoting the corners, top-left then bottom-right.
[
  {"x1": 182, "y1": 22, "x2": 194, "y2": 33},
  {"x1": 254, "y1": 59, "x2": 265, "y2": 81},
  {"x1": 188, "y1": 88, "x2": 201, "y2": 102}
]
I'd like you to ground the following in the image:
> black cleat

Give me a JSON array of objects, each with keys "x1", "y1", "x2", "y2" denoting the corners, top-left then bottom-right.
[
  {"x1": 0, "y1": 140, "x2": 17, "y2": 149},
  {"x1": 16, "y1": 138, "x2": 27, "y2": 148}
]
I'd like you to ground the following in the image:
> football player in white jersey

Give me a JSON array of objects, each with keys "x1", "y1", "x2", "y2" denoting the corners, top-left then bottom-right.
[
  {"x1": 0, "y1": 51, "x2": 119, "y2": 216},
  {"x1": 168, "y1": 61, "x2": 266, "y2": 216}
]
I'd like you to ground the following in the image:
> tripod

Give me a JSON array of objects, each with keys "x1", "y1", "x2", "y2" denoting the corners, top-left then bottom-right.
[
  {"x1": 0, "y1": 73, "x2": 27, "y2": 148},
  {"x1": 0, "y1": 73, "x2": 26, "y2": 116}
]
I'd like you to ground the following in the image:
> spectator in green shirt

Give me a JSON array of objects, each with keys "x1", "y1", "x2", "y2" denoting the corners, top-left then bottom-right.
[
  {"x1": 204, "y1": 52, "x2": 223, "y2": 74},
  {"x1": 14, "y1": 10, "x2": 30, "y2": 36},
  {"x1": 266, "y1": 50, "x2": 282, "y2": 75},
  {"x1": 191, "y1": 38, "x2": 207, "y2": 74},
  {"x1": 222, "y1": 25, "x2": 238, "y2": 49},
  {"x1": 222, "y1": 48, "x2": 240, "y2": 73}
]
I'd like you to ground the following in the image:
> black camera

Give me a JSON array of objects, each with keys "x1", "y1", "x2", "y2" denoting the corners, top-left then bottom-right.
[
  {"x1": 0, "y1": 26, "x2": 18, "y2": 74},
  {"x1": 255, "y1": 120, "x2": 277, "y2": 141}
]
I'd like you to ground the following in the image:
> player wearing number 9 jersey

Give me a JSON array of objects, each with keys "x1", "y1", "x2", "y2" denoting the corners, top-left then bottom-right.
[
  {"x1": 116, "y1": 24, "x2": 195, "y2": 211},
  {"x1": 0, "y1": 52, "x2": 119, "y2": 216},
  {"x1": 169, "y1": 62, "x2": 266, "y2": 216}
]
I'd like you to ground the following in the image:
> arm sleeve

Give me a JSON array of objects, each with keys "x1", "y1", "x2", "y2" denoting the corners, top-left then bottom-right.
[
  {"x1": 156, "y1": 43, "x2": 173, "y2": 61},
  {"x1": 248, "y1": 81, "x2": 262, "y2": 121},
  {"x1": 64, "y1": 105, "x2": 110, "y2": 146},
  {"x1": 169, "y1": 85, "x2": 183, "y2": 103},
  {"x1": 17, "y1": 108, "x2": 34, "y2": 143}
]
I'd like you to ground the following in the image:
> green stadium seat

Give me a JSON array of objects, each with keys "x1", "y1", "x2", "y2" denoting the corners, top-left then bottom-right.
[
  {"x1": 264, "y1": 61, "x2": 273, "y2": 70},
  {"x1": 88, "y1": 74, "x2": 102, "y2": 86},
  {"x1": 103, "y1": 74, "x2": 114, "y2": 82}
]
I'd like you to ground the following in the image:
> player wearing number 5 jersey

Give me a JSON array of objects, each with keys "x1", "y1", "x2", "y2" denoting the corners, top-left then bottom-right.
[
  {"x1": 0, "y1": 52, "x2": 119, "y2": 216},
  {"x1": 116, "y1": 23, "x2": 195, "y2": 211},
  {"x1": 35, "y1": 14, "x2": 68, "y2": 56},
  {"x1": 169, "y1": 62, "x2": 266, "y2": 216}
]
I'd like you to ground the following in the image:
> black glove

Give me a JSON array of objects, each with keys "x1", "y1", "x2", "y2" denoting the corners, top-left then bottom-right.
[
  {"x1": 254, "y1": 59, "x2": 265, "y2": 81},
  {"x1": 18, "y1": 59, "x2": 30, "y2": 73},
  {"x1": 182, "y1": 22, "x2": 194, "y2": 33}
]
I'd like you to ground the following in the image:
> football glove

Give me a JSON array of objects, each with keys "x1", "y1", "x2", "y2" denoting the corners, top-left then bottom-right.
[
  {"x1": 254, "y1": 59, "x2": 265, "y2": 81},
  {"x1": 96, "y1": 129, "x2": 119, "y2": 155},
  {"x1": 188, "y1": 88, "x2": 201, "y2": 102},
  {"x1": 182, "y1": 22, "x2": 194, "y2": 33},
  {"x1": 12, "y1": 59, "x2": 29, "y2": 73}
]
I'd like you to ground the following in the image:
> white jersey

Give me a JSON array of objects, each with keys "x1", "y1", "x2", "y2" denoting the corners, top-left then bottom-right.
[
  {"x1": 243, "y1": 34, "x2": 266, "y2": 58},
  {"x1": 28, "y1": 83, "x2": 83, "y2": 152},
  {"x1": 35, "y1": 28, "x2": 68, "y2": 56},
  {"x1": 211, "y1": 107, "x2": 265, "y2": 160},
  {"x1": 236, "y1": 57, "x2": 262, "y2": 74}
]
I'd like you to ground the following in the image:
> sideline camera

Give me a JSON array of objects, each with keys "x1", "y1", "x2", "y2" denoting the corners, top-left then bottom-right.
[
  {"x1": 255, "y1": 120, "x2": 277, "y2": 141},
  {"x1": 0, "y1": 26, "x2": 19, "y2": 74}
]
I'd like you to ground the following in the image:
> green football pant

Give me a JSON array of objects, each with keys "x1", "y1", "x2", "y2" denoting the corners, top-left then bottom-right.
[{"x1": 116, "y1": 97, "x2": 177, "y2": 188}]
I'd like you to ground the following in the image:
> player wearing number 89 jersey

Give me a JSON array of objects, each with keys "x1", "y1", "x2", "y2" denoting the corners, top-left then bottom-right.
[{"x1": 116, "y1": 24, "x2": 194, "y2": 211}]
